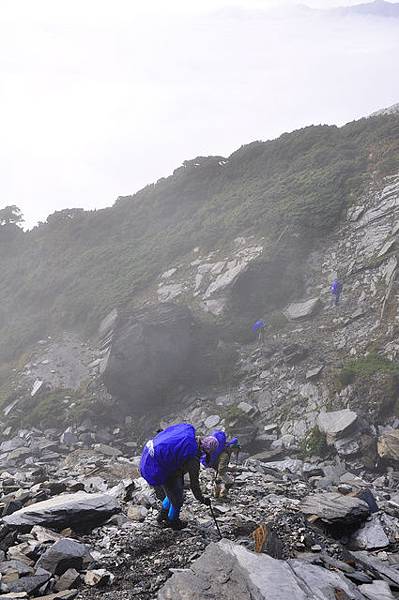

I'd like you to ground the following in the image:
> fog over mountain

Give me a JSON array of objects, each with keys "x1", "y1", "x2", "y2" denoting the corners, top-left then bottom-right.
[{"x1": 0, "y1": 0, "x2": 398, "y2": 227}]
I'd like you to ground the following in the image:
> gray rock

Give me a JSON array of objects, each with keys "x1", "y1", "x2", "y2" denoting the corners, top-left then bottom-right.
[
  {"x1": 351, "y1": 551, "x2": 399, "y2": 588},
  {"x1": 36, "y1": 538, "x2": 92, "y2": 575},
  {"x1": 93, "y1": 443, "x2": 122, "y2": 457},
  {"x1": 3, "y1": 492, "x2": 119, "y2": 529},
  {"x1": 261, "y1": 458, "x2": 303, "y2": 475},
  {"x1": 358, "y1": 580, "x2": 395, "y2": 600},
  {"x1": 300, "y1": 492, "x2": 370, "y2": 524},
  {"x1": 54, "y1": 569, "x2": 80, "y2": 592},
  {"x1": 0, "y1": 561, "x2": 34, "y2": 577},
  {"x1": 317, "y1": 409, "x2": 358, "y2": 441},
  {"x1": 7, "y1": 571, "x2": 51, "y2": 594},
  {"x1": 351, "y1": 515, "x2": 389, "y2": 550},
  {"x1": 334, "y1": 436, "x2": 360, "y2": 456},
  {"x1": 204, "y1": 415, "x2": 220, "y2": 429},
  {"x1": 237, "y1": 402, "x2": 258, "y2": 417},
  {"x1": 0, "y1": 438, "x2": 25, "y2": 453},
  {"x1": 283, "y1": 298, "x2": 321, "y2": 321},
  {"x1": 158, "y1": 539, "x2": 365, "y2": 599},
  {"x1": 60, "y1": 429, "x2": 78, "y2": 446},
  {"x1": 306, "y1": 366, "x2": 324, "y2": 381}
]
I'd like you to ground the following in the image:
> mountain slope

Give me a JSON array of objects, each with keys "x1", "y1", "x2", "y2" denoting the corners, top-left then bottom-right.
[{"x1": 0, "y1": 114, "x2": 399, "y2": 367}]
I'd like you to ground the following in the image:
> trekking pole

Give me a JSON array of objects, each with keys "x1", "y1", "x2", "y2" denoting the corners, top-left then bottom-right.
[{"x1": 209, "y1": 501, "x2": 222, "y2": 540}]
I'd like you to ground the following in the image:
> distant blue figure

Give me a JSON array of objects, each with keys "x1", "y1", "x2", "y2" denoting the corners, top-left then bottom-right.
[
  {"x1": 330, "y1": 278, "x2": 343, "y2": 306},
  {"x1": 252, "y1": 319, "x2": 266, "y2": 344}
]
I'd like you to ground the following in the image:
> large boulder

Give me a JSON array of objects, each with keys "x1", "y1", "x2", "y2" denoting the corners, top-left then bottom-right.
[
  {"x1": 158, "y1": 539, "x2": 366, "y2": 599},
  {"x1": 317, "y1": 409, "x2": 358, "y2": 443},
  {"x1": 103, "y1": 303, "x2": 235, "y2": 412},
  {"x1": 300, "y1": 492, "x2": 370, "y2": 525},
  {"x1": 36, "y1": 538, "x2": 92, "y2": 575},
  {"x1": 283, "y1": 298, "x2": 321, "y2": 321},
  {"x1": 3, "y1": 492, "x2": 119, "y2": 530}
]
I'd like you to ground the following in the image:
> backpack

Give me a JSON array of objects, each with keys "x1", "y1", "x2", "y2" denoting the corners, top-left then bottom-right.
[{"x1": 140, "y1": 423, "x2": 198, "y2": 486}]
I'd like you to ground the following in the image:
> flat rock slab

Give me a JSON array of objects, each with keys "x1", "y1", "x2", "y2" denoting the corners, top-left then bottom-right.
[
  {"x1": 300, "y1": 492, "x2": 370, "y2": 524},
  {"x1": 359, "y1": 580, "x2": 395, "y2": 600},
  {"x1": 158, "y1": 539, "x2": 366, "y2": 599},
  {"x1": 3, "y1": 492, "x2": 119, "y2": 529},
  {"x1": 317, "y1": 409, "x2": 358, "y2": 439},
  {"x1": 283, "y1": 298, "x2": 321, "y2": 321}
]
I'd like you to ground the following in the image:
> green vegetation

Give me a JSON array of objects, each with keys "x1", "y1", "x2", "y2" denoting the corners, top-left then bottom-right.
[
  {"x1": 1, "y1": 114, "x2": 399, "y2": 362},
  {"x1": 301, "y1": 426, "x2": 327, "y2": 458},
  {"x1": 338, "y1": 353, "x2": 399, "y2": 387}
]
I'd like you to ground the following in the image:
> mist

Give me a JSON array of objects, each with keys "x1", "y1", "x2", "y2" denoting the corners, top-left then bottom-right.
[{"x1": 1, "y1": 0, "x2": 398, "y2": 227}]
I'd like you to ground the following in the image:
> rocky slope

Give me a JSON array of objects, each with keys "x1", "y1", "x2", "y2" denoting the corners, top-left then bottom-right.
[{"x1": 2, "y1": 113, "x2": 399, "y2": 598}]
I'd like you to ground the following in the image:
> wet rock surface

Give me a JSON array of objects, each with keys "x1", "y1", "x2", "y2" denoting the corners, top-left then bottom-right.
[{"x1": 0, "y1": 421, "x2": 399, "y2": 600}]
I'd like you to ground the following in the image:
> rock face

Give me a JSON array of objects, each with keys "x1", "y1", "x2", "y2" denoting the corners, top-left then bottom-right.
[
  {"x1": 300, "y1": 492, "x2": 370, "y2": 525},
  {"x1": 102, "y1": 303, "x2": 235, "y2": 411},
  {"x1": 3, "y1": 492, "x2": 119, "y2": 529},
  {"x1": 158, "y1": 539, "x2": 365, "y2": 599}
]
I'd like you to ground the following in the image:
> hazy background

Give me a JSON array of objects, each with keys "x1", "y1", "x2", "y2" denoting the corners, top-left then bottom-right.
[{"x1": 1, "y1": 0, "x2": 399, "y2": 227}]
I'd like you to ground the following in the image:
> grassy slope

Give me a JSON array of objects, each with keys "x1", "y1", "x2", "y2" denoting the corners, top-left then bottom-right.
[{"x1": 1, "y1": 114, "x2": 399, "y2": 363}]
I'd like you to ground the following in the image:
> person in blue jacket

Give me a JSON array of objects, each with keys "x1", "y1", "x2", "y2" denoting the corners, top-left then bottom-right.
[
  {"x1": 330, "y1": 278, "x2": 343, "y2": 306},
  {"x1": 140, "y1": 424, "x2": 218, "y2": 530},
  {"x1": 201, "y1": 430, "x2": 240, "y2": 499},
  {"x1": 252, "y1": 319, "x2": 266, "y2": 344}
]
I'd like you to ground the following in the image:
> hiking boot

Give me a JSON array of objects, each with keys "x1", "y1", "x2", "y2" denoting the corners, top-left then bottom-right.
[
  {"x1": 157, "y1": 509, "x2": 169, "y2": 524},
  {"x1": 168, "y1": 518, "x2": 188, "y2": 531}
]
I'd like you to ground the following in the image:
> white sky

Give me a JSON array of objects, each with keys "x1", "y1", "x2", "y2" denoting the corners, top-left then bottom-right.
[{"x1": 1, "y1": 0, "x2": 399, "y2": 227}]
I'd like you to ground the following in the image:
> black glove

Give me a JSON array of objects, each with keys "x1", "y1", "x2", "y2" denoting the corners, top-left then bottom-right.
[{"x1": 202, "y1": 496, "x2": 211, "y2": 507}]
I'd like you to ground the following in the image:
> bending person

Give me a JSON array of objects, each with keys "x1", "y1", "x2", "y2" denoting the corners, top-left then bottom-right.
[
  {"x1": 140, "y1": 423, "x2": 218, "y2": 530},
  {"x1": 201, "y1": 430, "x2": 240, "y2": 498}
]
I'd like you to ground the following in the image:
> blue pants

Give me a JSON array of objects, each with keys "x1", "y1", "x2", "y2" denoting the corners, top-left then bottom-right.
[{"x1": 155, "y1": 473, "x2": 184, "y2": 521}]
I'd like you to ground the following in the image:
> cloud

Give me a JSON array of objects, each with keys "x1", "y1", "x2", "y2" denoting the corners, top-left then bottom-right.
[{"x1": 1, "y1": 1, "x2": 398, "y2": 226}]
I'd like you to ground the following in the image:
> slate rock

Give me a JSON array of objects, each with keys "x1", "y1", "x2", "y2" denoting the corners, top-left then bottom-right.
[
  {"x1": 34, "y1": 592, "x2": 77, "y2": 600},
  {"x1": 317, "y1": 409, "x2": 358, "y2": 441},
  {"x1": 0, "y1": 561, "x2": 34, "y2": 577},
  {"x1": 3, "y1": 492, "x2": 119, "y2": 529},
  {"x1": 300, "y1": 492, "x2": 370, "y2": 524},
  {"x1": 283, "y1": 298, "x2": 321, "y2": 321},
  {"x1": 351, "y1": 515, "x2": 389, "y2": 550},
  {"x1": 351, "y1": 551, "x2": 399, "y2": 587},
  {"x1": 36, "y1": 538, "x2": 92, "y2": 575},
  {"x1": 158, "y1": 539, "x2": 366, "y2": 599},
  {"x1": 54, "y1": 568, "x2": 80, "y2": 592}
]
